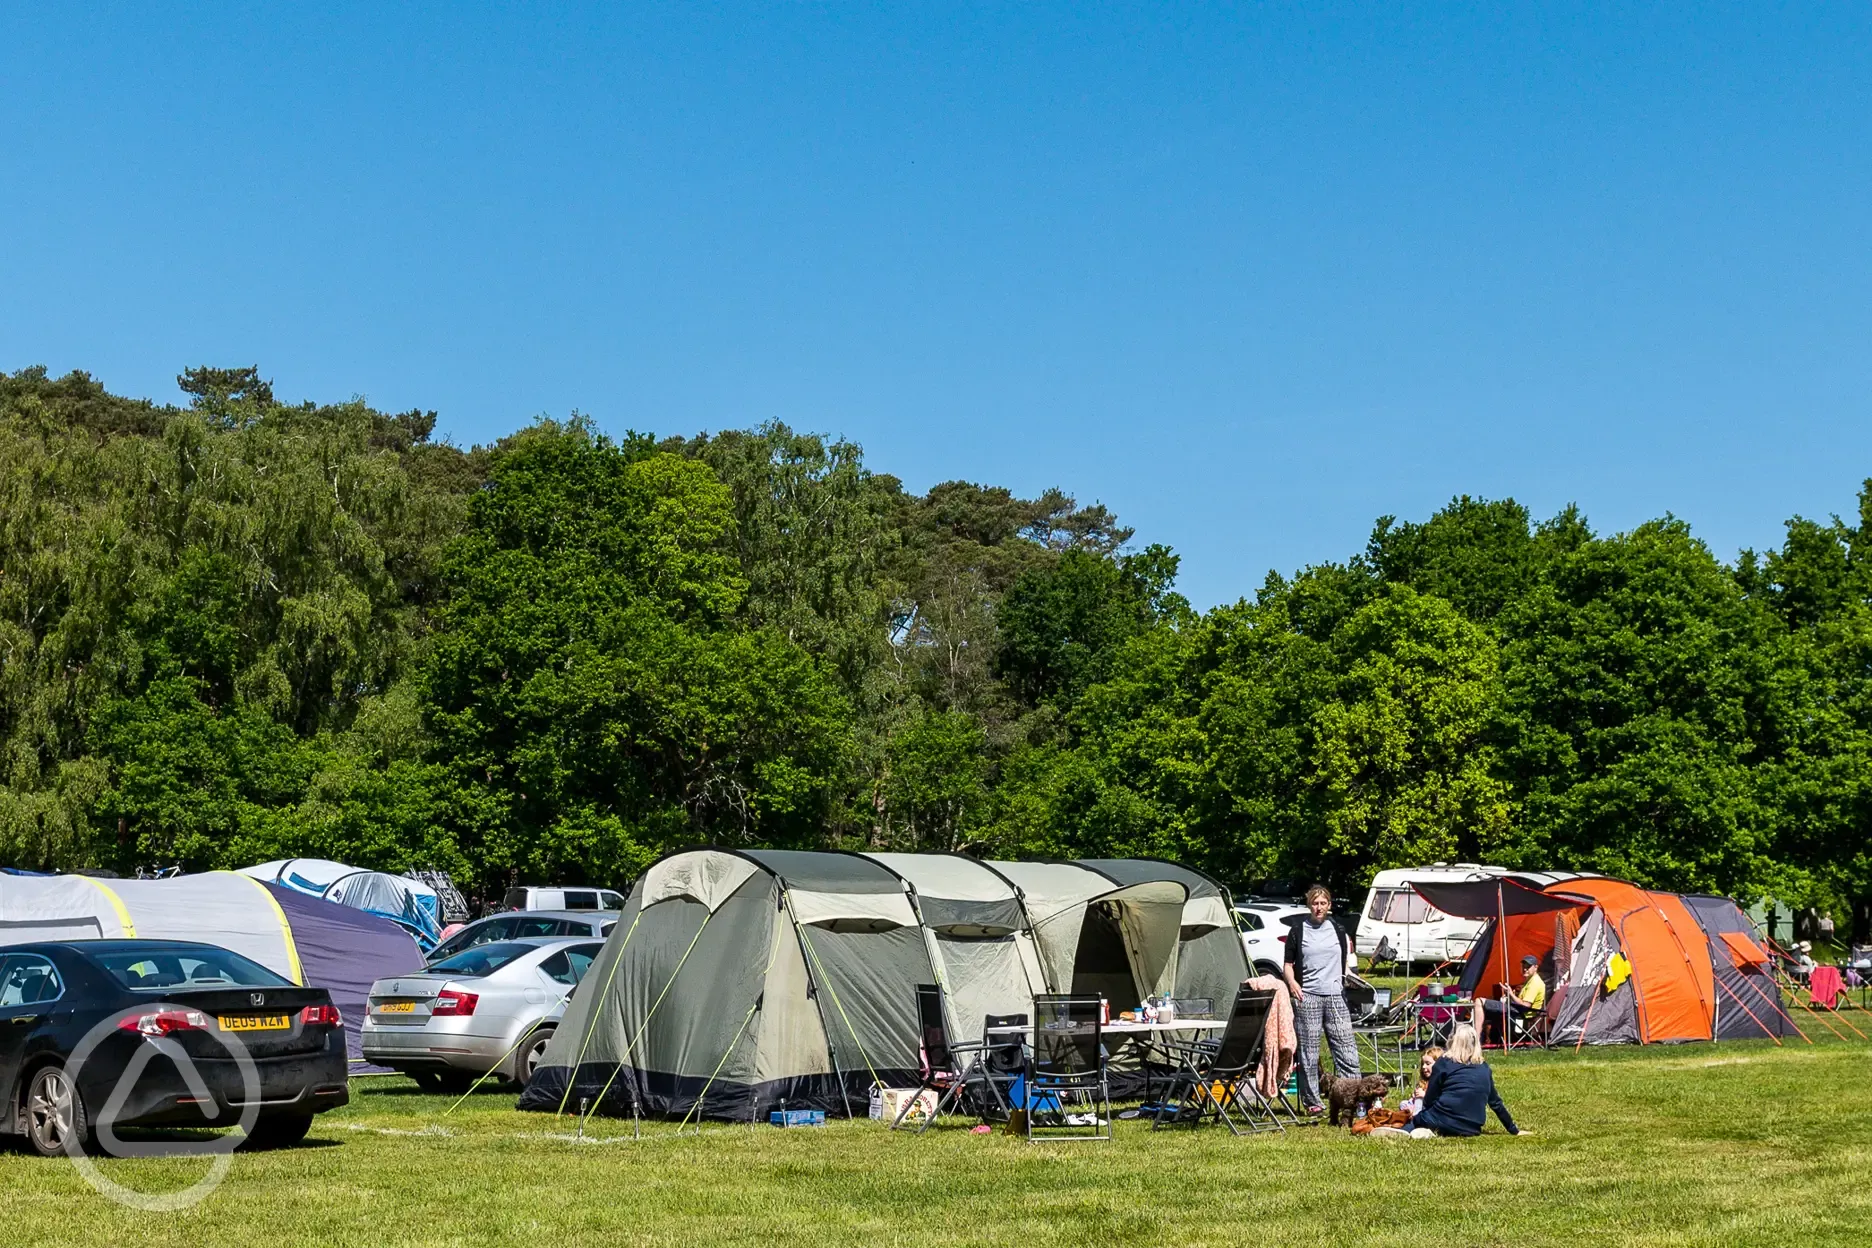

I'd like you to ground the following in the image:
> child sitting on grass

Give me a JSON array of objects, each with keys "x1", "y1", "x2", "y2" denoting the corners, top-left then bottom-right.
[{"x1": 1398, "y1": 1045, "x2": 1443, "y2": 1119}]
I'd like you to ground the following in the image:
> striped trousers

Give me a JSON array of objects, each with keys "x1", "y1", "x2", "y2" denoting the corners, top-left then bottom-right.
[{"x1": 1294, "y1": 991, "x2": 1360, "y2": 1109}]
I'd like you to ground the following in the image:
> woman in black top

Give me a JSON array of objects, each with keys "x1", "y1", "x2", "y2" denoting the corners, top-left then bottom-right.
[{"x1": 1409, "y1": 1023, "x2": 1527, "y2": 1137}]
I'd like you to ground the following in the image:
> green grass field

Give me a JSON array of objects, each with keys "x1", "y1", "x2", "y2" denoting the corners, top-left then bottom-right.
[{"x1": 3, "y1": 1025, "x2": 1869, "y2": 1248}]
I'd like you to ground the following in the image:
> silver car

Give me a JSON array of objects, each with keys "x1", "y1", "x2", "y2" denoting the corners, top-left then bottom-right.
[
  {"x1": 426, "y1": 910, "x2": 616, "y2": 965},
  {"x1": 361, "y1": 938, "x2": 603, "y2": 1092}
]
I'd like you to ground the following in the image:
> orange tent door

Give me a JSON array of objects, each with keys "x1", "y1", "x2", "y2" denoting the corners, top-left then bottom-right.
[{"x1": 1618, "y1": 893, "x2": 1715, "y2": 1042}]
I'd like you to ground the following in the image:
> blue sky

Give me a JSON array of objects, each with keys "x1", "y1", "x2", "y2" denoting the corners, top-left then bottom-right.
[{"x1": 5, "y1": 5, "x2": 1870, "y2": 606}]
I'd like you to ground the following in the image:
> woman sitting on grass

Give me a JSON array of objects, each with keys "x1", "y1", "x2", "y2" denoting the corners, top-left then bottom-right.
[{"x1": 1406, "y1": 1024, "x2": 1528, "y2": 1138}]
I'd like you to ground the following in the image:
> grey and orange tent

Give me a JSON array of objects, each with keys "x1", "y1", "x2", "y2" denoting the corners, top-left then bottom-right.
[{"x1": 1411, "y1": 875, "x2": 1791, "y2": 1045}]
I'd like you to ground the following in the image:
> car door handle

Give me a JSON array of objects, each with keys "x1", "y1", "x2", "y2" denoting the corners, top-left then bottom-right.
[{"x1": 10, "y1": 1015, "x2": 40, "y2": 1025}]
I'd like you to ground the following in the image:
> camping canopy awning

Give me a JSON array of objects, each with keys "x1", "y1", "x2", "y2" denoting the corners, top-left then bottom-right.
[
  {"x1": 744, "y1": 849, "x2": 919, "y2": 930},
  {"x1": 1718, "y1": 929, "x2": 1771, "y2": 967},
  {"x1": 987, "y1": 861, "x2": 1186, "y2": 998},
  {"x1": 1413, "y1": 878, "x2": 1584, "y2": 919},
  {"x1": 1079, "y1": 859, "x2": 1233, "y2": 931}
]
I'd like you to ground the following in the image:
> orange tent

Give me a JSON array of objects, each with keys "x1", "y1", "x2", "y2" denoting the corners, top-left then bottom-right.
[
  {"x1": 1547, "y1": 877, "x2": 1715, "y2": 1043},
  {"x1": 1421, "y1": 874, "x2": 1779, "y2": 1045}
]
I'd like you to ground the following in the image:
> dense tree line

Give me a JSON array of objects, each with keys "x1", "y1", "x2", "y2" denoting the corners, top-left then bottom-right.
[{"x1": 1, "y1": 366, "x2": 1865, "y2": 935}]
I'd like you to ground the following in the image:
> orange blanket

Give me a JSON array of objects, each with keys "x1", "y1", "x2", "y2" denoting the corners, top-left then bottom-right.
[{"x1": 1248, "y1": 974, "x2": 1296, "y2": 1099}]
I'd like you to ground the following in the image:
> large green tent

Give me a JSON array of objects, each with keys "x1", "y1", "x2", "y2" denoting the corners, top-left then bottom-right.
[
  {"x1": 519, "y1": 849, "x2": 938, "y2": 1120},
  {"x1": 518, "y1": 850, "x2": 1199, "y2": 1121}
]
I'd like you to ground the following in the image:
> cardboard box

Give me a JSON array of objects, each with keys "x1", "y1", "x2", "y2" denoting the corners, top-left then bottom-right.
[{"x1": 868, "y1": 1086, "x2": 938, "y2": 1124}]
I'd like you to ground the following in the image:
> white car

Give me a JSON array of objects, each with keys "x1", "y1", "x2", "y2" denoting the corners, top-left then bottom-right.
[
  {"x1": 502, "y1": 885, "x2": 628, "y2": 913},
  {"x1": 1235, "y1": 902, "x2": 1308, "y2": 978}
]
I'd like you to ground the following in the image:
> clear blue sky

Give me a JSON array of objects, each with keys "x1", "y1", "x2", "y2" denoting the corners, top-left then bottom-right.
[{"x1": 6, "y1": 5, "x2": 1870, "y2": 606}]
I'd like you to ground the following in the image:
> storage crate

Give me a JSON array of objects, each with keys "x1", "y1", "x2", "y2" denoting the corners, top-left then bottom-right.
[{"x1": 769, "y1": 1108, "x2": 826, "y2": 1127}]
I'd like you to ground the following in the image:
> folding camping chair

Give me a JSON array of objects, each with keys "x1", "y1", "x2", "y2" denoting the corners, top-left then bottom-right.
[
  {"x1": 1150, "y1": 986, "x2": 1283, "y2": 1136},
  {"x1": 1022, "y1": 995, "x2": 1110, "y2": 1142},
  {"x1": 979, "y1": 1011, "x2": 1026, "y2": 1122},
  {"x1": 892, "y1": 984, "x2": 1005, "y2": 1132}
]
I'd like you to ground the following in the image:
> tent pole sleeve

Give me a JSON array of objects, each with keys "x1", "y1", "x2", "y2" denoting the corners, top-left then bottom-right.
[
  {"x1": 80, "y1": 876, "x2": 136, "y2": 938},
  {"x1": 224, "y1": 871, "x2": 304, "y2": 985},
  {"x1": 1650, "y1": 895, "x2": 1717, "y2": 1040}
]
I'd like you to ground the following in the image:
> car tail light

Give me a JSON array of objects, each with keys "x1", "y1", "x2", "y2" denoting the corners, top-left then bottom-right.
[
  {"x1": 431, "y1": 989, "x2": 478, "y2": 1017},
  {"x1": 300, "y1": 1004, "x2": 344, "y2": 1028},
  {"x1": 119, "y1": 1009, "x2": 210, "y2": 1037}
]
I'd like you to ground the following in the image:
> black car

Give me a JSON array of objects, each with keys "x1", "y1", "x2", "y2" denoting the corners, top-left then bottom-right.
[{"x1": 0, "y1": 940, "x2": 349, "y2": 1156}]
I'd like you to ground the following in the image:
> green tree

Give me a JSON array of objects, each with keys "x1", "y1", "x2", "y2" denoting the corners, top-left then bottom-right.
[{"x1": 421, "y1": 420, "x2": 853, "y2": 890}]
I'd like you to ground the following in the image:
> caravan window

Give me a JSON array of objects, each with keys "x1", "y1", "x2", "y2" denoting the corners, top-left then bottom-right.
[
  {"x1": 1366, "y1": 890, "x2": 1396, "y2": 920},
  {"x1": 1378, "y1": 891, "x2": 1433, "y2": 924}
]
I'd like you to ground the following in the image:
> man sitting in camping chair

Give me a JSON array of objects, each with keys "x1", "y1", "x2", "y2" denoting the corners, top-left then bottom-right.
[{"x1": 1478, "y1": 955, "x2": 1546, "y2": 1046}]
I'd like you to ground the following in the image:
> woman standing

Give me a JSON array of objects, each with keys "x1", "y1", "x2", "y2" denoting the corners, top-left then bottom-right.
[{"x1": 1282, "y1": 884, "x2": 1360, "y2": 1115}]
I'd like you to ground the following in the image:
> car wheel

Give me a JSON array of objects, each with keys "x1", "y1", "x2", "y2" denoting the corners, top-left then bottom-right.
[
  {"x1": 24, "y1": 1065, "x2": 91, "y2": 1158},
  {"x1": 517, "y1": 1029, "x2": 554, "y2": 1088},
  {"x1": 240, "y1": 1114, "x2": 314, "y2": 1151},
  {"x1": 1253, "y1": 961, "x2": 1282, "y2": 979}
]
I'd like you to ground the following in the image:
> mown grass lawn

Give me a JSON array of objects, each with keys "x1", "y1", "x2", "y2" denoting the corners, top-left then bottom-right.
[{"x1": 2, "y1": 1026, "x2": 1868, "y2": 1248}]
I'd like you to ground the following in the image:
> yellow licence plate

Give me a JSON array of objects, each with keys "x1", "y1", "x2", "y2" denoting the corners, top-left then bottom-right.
[
  {"x1": 219, "y1": 1014, "x2": 290, "y2": 1032},
  {"x1": 377, "y1": 1001, "x2": 416, "y2": 1013}
]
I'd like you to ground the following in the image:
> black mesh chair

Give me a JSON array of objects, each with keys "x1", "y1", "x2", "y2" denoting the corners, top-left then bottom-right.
[
  {"x1": 979, "y1": 1011, "x2": 1027, "y2": 1121},
  {"x1": 893, "y1": 984, "x2": 998, "y2": 1132},
  {"x1": 1151, "y1": 986, "x2": 1283, "y2": 1135},
  {"x1": 1024, "y1": 995, "x2": 1110, "y2": 1142}
]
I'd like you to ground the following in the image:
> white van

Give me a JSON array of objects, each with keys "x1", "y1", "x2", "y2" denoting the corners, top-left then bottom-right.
[
  {"x1": 503, "y1": 886, "x2": 628, "y2": 913},
  {"x1": 1355, "y1": 864, "x2": 1507, "y2": 966}
]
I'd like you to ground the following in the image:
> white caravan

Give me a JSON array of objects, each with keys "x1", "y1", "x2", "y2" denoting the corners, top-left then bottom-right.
[{"x1": 1354, "y1": 863, "x2": 1508, "y2": 966}]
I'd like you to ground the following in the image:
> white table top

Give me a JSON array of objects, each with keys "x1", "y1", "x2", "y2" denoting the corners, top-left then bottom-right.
[{"x1": 985, "y1": 1019, "x2": 1227, "y2": 1036}]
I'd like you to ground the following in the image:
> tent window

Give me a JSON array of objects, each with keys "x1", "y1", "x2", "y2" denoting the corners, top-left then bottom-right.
[{"x1": 807, "y1": 918, "x2": 905, "y2": 934}]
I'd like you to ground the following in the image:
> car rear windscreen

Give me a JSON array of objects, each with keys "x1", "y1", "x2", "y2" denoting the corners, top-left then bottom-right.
[
  {"x1": 426, "y1": 942, "x2": 536, "y2": 977},
  {"x1": 96, "y1": 948, "x2": 293, "y2": 991}
]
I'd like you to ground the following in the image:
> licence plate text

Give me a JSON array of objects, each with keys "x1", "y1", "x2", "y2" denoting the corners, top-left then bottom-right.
[
  {"x1": 377, "y1": 1001, "x2": 417, "y2": 1013},
  {"x1": 219, "y1": 1014, "x2": 290, "y2": 1031}
]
